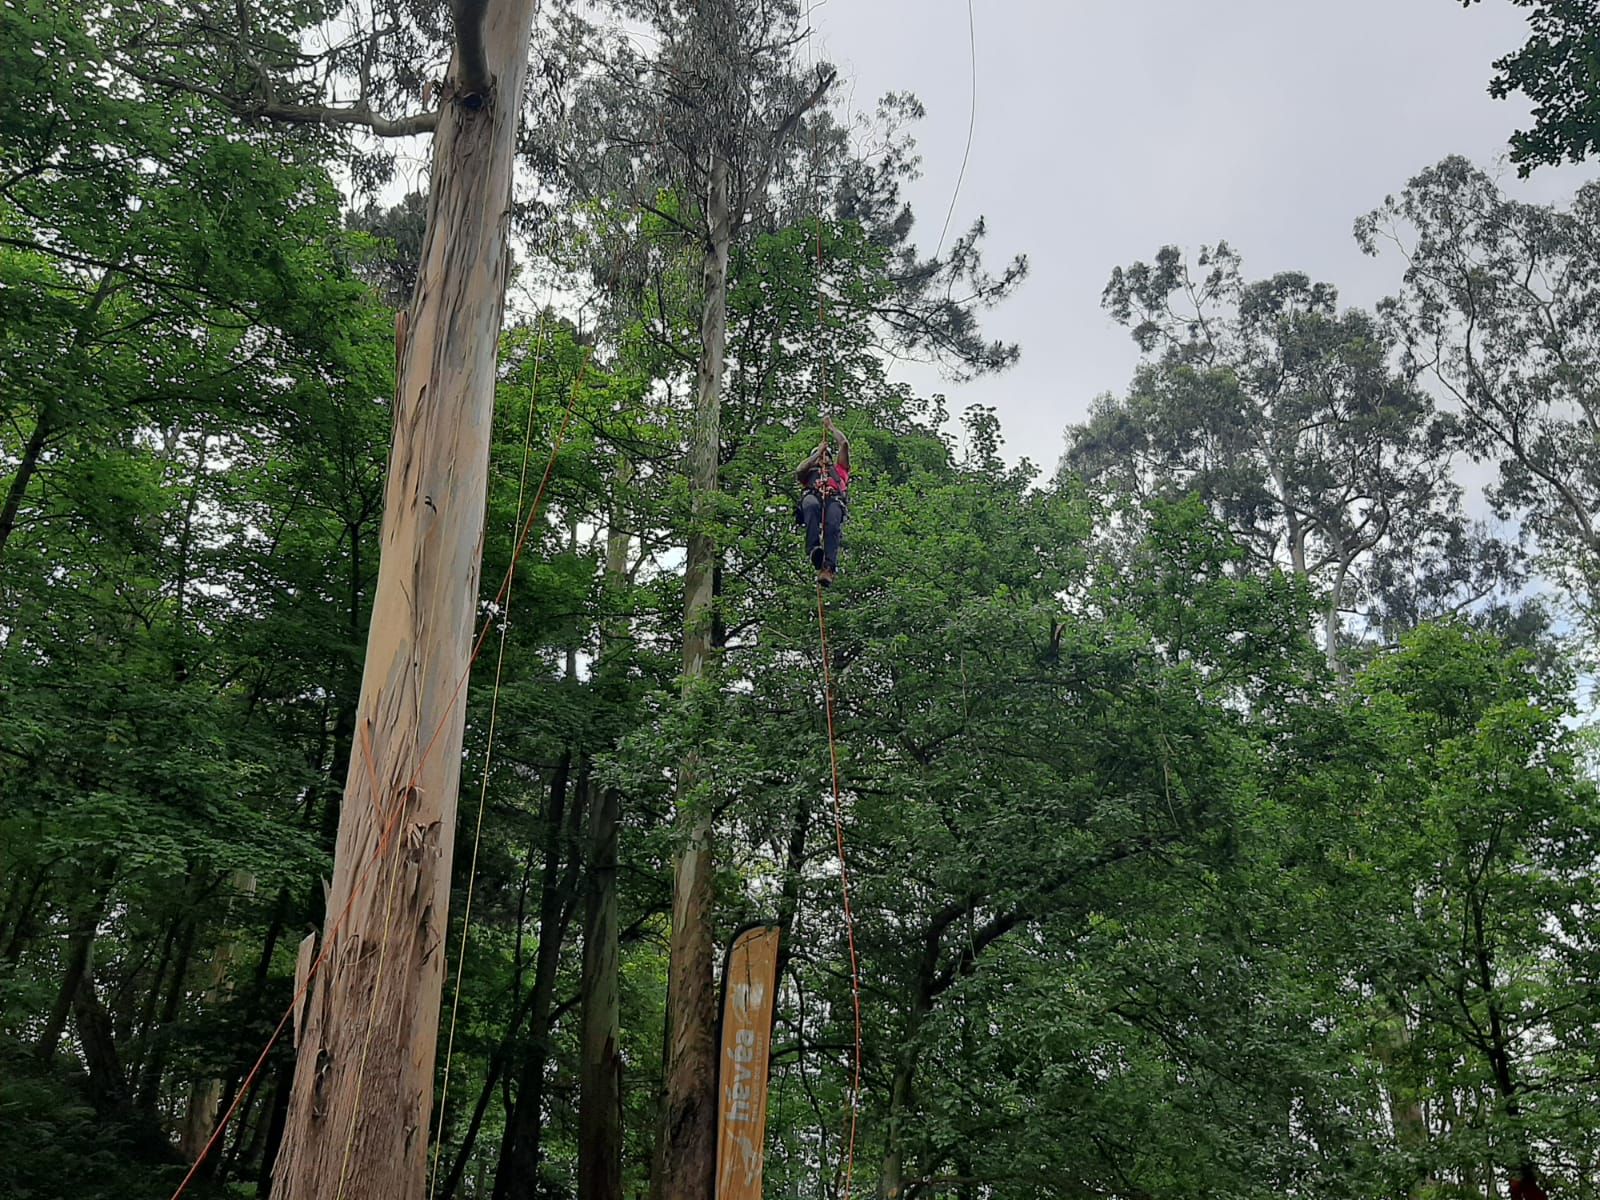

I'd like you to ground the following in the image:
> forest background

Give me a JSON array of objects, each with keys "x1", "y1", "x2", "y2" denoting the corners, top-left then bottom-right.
[{"x1": 6, "y1": 2, "x2": 1600, "y2": 1200}]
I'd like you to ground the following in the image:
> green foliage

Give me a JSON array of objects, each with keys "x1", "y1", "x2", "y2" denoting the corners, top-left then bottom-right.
[
  {"x1": 1360, "y1": 156, "x2": 1600, "y2": 643},
  {"x1": 1070, "y1": 242, "x2": 1514, "y2": 667},
  {"x1": 6, "y1": 3, "x2": 1600, "y2": 1199},
  {"x1": 1463, "y1": 0, "x2": 1600, "y2": 171}
]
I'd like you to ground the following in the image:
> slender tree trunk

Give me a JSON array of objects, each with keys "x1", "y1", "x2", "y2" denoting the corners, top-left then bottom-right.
[
  {"x1": 773, "y1": 797, "x2": 810, "y2": 986},
  {"x1": 438, "y1": 966, "x2": 547, "y2": 1200},
  {"x1": 36, "y1": 868, "x2": 114, "y2": 1062},
  {"x1": 1324, "y1": 557, "x2": 1353, "y2": 674},
  {"x1": 438, "y1": 1040, "x2": 509, "y2": 1200},
  {"x1": 182, "y1": 870, "x2": 258, "y2": 1156},
  {"x1": 136, "y1": 914, "x2": 197, "y2": 1110},
  {"x1": 881, "y1": 941, "x2": 936, "y2": 1200},
  {"x1": 255, "y1": 1061, "x2": 294, "y2": 1199},
  {"x1": 493, "y1": 752, "x2": 578, "y2": 1200},
  {"x1": 438, "y1": 829, "x2": 549, "y2": 1200},
  {"x1": 879, "y1": 1036, "x2": 918, "y2": 1200},
  {"x1": 1469, "y1": 897, "x2": 1546, "y2": 1200},
  {"x1": 579, "y1": 772, "x2": 623, "y2": 1200},
  {"x1": 128, "y1": 915, "x2": 181, "y2": 1088},
  {"x1": 656, "y1": 147, "x2": 731, "y2": 1200},
  {"x1": 579, "y1": 458, "x2": 631, "y2": 1200},
  {"x1": 0, "y1": 261, "x2": 121, "y2": 559},
  {"x1": 0, "y1": 409, "x2": 50, "y2": 558},
  {"x1": 1373, "y1": 1010, "x2": 1429, "y2": 1198},
  {"x1": 0, "y1": 870, "x2": 32, "y2": 966},
  {"x1": 73, "y1": 968, "x2": 131, "y2": 1116},
  {"x1": 272, "y1": 5, "x2": 541, "y2": 1195},
  {"x1": 0, "y1": 857, "x2": 47, "y2": 960}
]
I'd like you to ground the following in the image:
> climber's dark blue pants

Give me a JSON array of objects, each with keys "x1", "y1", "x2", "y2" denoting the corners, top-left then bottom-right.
[{"x1": 800, "y1": 491, "x2": 843, "y2": 569}]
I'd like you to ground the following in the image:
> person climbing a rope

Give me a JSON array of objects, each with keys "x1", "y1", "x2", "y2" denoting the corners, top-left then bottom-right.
[{"x1": 795, "y1": 415, "x2": 851, "y2": 586}]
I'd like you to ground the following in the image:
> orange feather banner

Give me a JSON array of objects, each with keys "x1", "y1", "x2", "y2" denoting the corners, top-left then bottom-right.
[{"x1": 715, "y1": 924, "x2": 781, "y2": 1200}]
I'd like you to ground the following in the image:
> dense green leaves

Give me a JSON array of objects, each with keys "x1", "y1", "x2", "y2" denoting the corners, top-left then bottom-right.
[
  {"x1": 5, "y1": 4, "x2": 1600, "y2": 1200},
  {"x1": 1464, "y1": 0, "x2": 1600, "y2": 171}
]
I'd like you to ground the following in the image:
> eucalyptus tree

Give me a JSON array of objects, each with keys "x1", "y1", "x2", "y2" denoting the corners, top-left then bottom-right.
[
  {"x1": 1462, "y1": 0, "x2": 1600, "y2": 171},
  {"x1": 1064, "y1": 244, "x2": 1480, "y2": 668},
  {"x1": 553, "y1": 7, "x2": 835, "y2": 1197},
  {"x1": 85, "y1": 0, "x2": 571, "y2": 1190},
  {"x1": 1360, "y1": 156, "x2": 1600, "y2": 640}
]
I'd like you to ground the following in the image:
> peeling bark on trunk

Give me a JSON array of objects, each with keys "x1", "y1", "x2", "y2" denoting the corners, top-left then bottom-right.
[
  {"x1": 656, "y1": 149, "x2": 730, "y2": 1200},
  {"x1": 271, "y1": 3, "x2": 540, "y2": 1195}
]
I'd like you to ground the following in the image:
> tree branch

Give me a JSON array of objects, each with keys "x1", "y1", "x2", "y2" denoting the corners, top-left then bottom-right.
[
  {"x1": 116, "y1": 60, "x2": 438, "y2": 137},
  {"x1": 448, "y1": 0, "x2": 493, "y2": 104},
  {"x1": 739, "y1": 66, "x2": 836, "y2": 225}
]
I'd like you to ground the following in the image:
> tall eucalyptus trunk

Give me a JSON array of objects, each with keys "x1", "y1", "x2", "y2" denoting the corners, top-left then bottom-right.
[
  {"x1": 580, "y1": 457, "x2": 632, "y2": 1200},
  {"x1": 271, "y1": 4, "x2": 541, "y2": 1195},
  {"x1": 657, "y1": 148, "x2": 732, "y2": 1200}
]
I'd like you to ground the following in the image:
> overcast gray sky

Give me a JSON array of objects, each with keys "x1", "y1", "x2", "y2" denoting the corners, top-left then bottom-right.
[{"x1": 806, "y1": 0, "x2": 1597, "y2": 470}]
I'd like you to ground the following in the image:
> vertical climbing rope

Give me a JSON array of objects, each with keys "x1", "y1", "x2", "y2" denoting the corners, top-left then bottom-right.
[
  {"x1": 814, "y1": 579, "x2": 864, "y2": 1200},
  {"x1": 426, "y1": 304, "x2": 556, "y2": 1200},
  {"x1": 933, "y1": 0, "x2": 977, "y2": 261},
  {"x1": 805, "y1": 4, "x2": 863, "y2": 1189}
]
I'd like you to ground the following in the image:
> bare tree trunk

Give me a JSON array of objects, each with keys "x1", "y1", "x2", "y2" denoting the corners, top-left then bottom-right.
[
  {"x1": 492, "y1": 752, "x2": 583, "y2": 1200},
  {"x1": 271, "y1": 3, "x2": 540, "y2": 1195},
  {"x1": 656, "y1": 149, "x2": 731, "y2": 1200},
  {"x1": 580, "y1": 474, "x2": 629, "y2": 1200},
  {"x1": 578, "y1": 776, "x2": 623, "y2": 1200},
  {"x1": 36, "y1": 867, "x2": 113, "y2": 1062},
  {"x1": 182, "y1": 870, "x2": 258, "y2": 1157}
]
